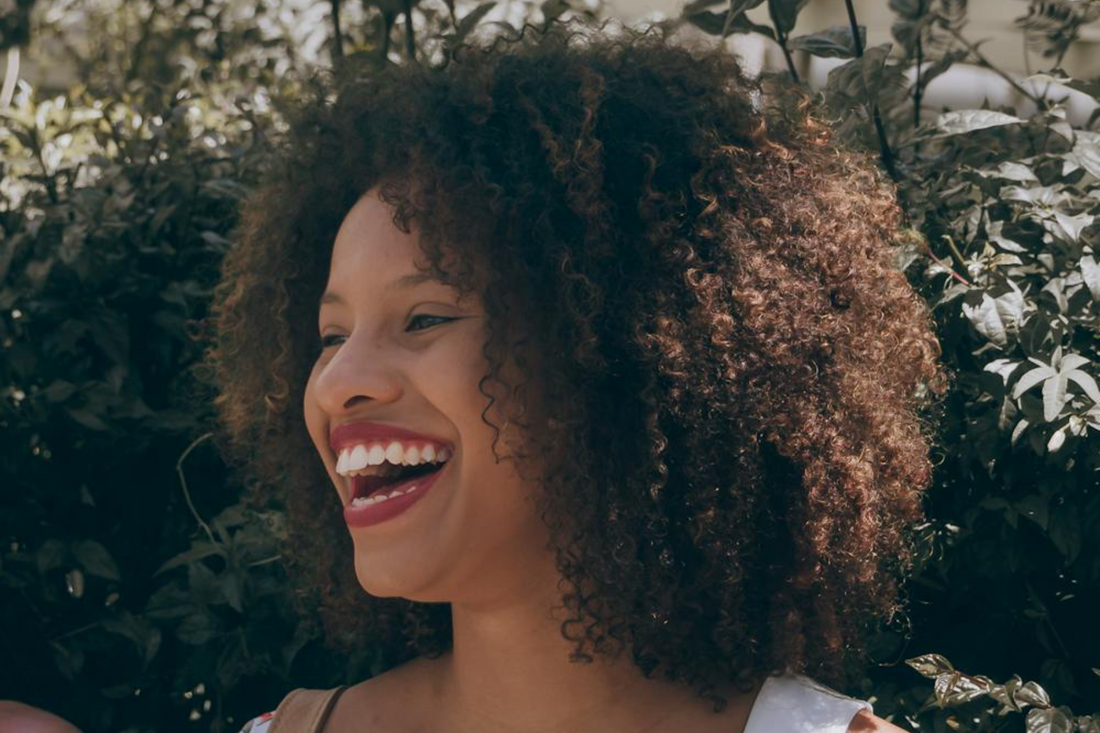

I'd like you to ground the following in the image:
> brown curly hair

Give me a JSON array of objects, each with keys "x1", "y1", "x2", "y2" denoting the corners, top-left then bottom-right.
[{"x1": 202, "y1": 20, "x2": 948, "y2": 712}]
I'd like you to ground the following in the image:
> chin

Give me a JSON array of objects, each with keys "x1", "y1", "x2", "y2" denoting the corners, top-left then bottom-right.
[{"x1": 352, "y1": 545, "x2": 448, "y2": 602}]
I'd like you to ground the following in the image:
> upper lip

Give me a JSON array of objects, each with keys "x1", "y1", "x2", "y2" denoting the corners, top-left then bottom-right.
[{"x1": 329, "y1": 421, "x2": 453, "y2": 452}]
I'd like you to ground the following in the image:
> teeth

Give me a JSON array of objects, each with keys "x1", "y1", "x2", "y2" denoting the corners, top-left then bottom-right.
[
  {"x1": 349, "y1": 482, "x2": 422, "y2": 507},
  {"x1": 349, "y1": 444, "x2": 369, "y2": 471},
  {"x1": 335, "y1": 440, "x2": 452, "y2": 476}
]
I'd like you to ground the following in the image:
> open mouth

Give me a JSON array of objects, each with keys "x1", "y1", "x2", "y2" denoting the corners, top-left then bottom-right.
[{"x1": 346, "y1": 458, "x2": 451, "y2": 507}]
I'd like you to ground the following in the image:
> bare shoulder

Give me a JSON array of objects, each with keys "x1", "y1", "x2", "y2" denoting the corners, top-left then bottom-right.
[
  {"x1": 0, "y1": 701, "x2": 83, "y2": 733},
  {"x1": 324, "y1": 656, "x2": 440, "y2": 733},
  {"x1": 847, "y1": 709, "x2": 909, "y2": 733}
]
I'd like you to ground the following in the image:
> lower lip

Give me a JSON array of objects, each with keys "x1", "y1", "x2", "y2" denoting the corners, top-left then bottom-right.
[{"x1": 342, "y1": 463, "x2": 447, "y2": 529}]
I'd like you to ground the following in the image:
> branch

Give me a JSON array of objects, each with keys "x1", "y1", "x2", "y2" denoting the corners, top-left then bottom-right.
[
  {"x1": 765, "y1": 0, "x2": 800, "y2": 83},
  {"x1": 843, "y1": 0, "x2": 899, "y2": 182},
  {"x1": 913, "y1": 20, "x2": 923, "y2": 129},
  {"x1": 403, "y1": 0, "x2": 416, "y2": 62},
  {"x1": 176, "y1": 432, "x2": 217, "y2": 546},
  {"x1": 330, "y1": 0, "x2": 345, "y2": 68},
  {"x1": 946, "y1": 26, "x2": 1047, "y2": 110}
]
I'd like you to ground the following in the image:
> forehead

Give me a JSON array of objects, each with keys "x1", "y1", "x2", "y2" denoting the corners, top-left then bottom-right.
[{"x1": 329, "y1": 191, "x2": 421, "y2": 277}]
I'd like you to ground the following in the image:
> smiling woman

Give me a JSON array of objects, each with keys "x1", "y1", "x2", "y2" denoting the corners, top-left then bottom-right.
[{"x1": 202, "y1": 18, "x2": 946, "y2": 733}]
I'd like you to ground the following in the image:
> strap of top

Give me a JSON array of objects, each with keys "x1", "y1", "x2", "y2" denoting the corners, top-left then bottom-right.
[
  {"x1": 742, "y1": 673, "x2": 872, "y2": 733},
  {"x1": 269, "y1": 686, "x2": 348, "y2": 733}
]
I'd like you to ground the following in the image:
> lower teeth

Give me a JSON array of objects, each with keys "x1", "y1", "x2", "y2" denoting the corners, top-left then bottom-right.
[{"x1": 351, "y1": 483, "x2": 419, "y2": 507}]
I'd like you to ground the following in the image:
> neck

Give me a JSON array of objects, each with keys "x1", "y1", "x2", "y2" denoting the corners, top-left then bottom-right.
[{"x1": 428, "y1": 551, "x2": 714, "y2": 733}]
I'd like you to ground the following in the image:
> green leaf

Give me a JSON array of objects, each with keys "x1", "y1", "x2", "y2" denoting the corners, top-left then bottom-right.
[
  {"x1": 456, "y1": 1, "x2": 496, "y2": 38},
  {"x1": 1066, "y1": 369, "x2": 1100, "y2": 404},
  {"x1": 962, "y1": 291, "x2": 1024, "y2": 347},
  {"x1": 768, "y1": 0, "x2": 812, "y2": 35},
  {"x1": 1013, "y1": 366, "x2": 1056, "y2": 400},
  {"x1": 220, "y1": 571, "x2": 244, "y2": 613},
  {"x1": 906, "y1": 653, "x2": 955, "y2": 678},
  {"x1": 1042, "y1": 372, "x2": 1069, "y2": 422},
  {"x1": 1025, "y1": 706, "x2": 1073, "y2": 733},
  {"x1": 66, "y1": 408, "x2": 110, "y2": 431},
  {"x1": 176, "y1": 613, "x2": 218, "y2": 645},
  {"x1": 1080, "y1": 256, "x2": 1100, "y2": 302},
  {"x1": 825, "y1": 44, "x2": 893, "y2": 100},
  {"x1": 973, "y1": 161, "x2": 1038, "y2": 182},
  {"x1": 40, "y1": 380, "x2": 78, "y2": 403},
  {"x1": 1047, "y1": 210, "x2": 1091, "y2": 241},
  {"x1": 72, "y1": 539, "x2": 121, "y2": 581},
  {"x1": 1017, "y1": 495, "x2": 1049, "y2": 531},
  {"x1": 35, "y1": 539, "x2": 68, "y2": 575},
  {"x1": 1047, "y1": 505, "x2": 1082, "y2": 562},
  {"x1": 936, "y1": 110, "x2": 1025, "y2": 136},
  {"x1": 1065, "y1": 130, "x2": 1100, "y2": 180},
  {"x1": 788, "y1": 25, "x2": 865, "y2": 59},
  {"x1": 685, "y1": 9, "x2": 775, "y2": 38},
  {"x1": 1011, "y1": 418, "x2": 1030, "y2": 447},
  {"x1": 682, "y1": 0, "x2": 764, "y2": 16},
  {"x1": 154, "y1": 541, "x2": 226, "y2": 576}
]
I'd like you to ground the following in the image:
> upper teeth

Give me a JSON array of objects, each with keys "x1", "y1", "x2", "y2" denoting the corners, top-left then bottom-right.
[{"x1": 335, "y1": 441, "x2": 451, "y2": 477}]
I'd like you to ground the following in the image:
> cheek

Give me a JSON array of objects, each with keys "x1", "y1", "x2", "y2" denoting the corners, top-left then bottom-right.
[{"x1": 302, "y1": 369, "x2": 327, "y2": 455}]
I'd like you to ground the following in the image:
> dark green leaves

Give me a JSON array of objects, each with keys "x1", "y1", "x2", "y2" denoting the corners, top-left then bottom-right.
[
  {"x1": 767, "y1": 0, "x2": 812, "y2": 35},
  {"x1": 789, "y1": 24, "x2": 866, "y2": 58}
]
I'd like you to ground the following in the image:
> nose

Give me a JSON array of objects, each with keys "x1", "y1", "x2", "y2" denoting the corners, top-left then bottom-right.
[{"x1": 310, "y1": 331, "x2": 404, "y2": 414}]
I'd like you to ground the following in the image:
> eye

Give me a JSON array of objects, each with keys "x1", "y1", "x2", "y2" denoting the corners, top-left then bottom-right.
[
  {"x1": 318, "y1": 334, "x2": 345, "y2": 350},
  {"x1": 406, "y1": 314, "x2": 456, "y2": 332},
  {"x1": 317, "y1": 315, "x2": 456, "y2": 350}
]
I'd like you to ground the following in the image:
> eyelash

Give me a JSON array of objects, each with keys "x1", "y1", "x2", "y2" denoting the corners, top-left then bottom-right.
[{"x1": 318, "y1": 315, "x2": 456, "y2": 349}]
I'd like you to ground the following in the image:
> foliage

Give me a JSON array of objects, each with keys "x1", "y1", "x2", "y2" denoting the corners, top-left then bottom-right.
[
  {"x1": 679, "y1": 0, "x2": 1100, "y2": 729},
  {"x1": 1, "y1": 0, "x2": 1098, "y2": 731}
]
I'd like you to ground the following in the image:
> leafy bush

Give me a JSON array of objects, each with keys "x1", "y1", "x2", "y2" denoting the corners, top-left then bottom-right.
[
  {"x1": 1, "y1": 0, "x2": 1097, "y2": 731},
  {"x1": 679, "y1": 1, "x2": 1100, "y2": 730}
]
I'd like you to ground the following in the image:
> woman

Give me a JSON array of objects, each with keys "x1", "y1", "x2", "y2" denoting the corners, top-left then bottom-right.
[{"x1": 207, "y1": 19, "x2": 947, "y2": 733}]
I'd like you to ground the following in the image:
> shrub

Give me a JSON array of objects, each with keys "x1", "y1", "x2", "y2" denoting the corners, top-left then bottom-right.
[{"x1": 1, "y1": 0, "x2": 1097, "y2": 731}]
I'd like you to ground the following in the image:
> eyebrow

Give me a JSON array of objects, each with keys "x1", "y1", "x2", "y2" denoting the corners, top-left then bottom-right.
[{"x1": 319, "y1": 272, "x2": 438, "y2": 306}]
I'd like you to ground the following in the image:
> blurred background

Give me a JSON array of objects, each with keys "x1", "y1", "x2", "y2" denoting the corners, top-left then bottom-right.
[{"x1": 2, "y1": 1, "x2": 1099, "y2": 732}]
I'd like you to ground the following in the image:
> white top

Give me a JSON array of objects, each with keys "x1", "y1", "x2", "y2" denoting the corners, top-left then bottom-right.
[
  {"x1": 743, "y1": 673, "x2": 873, "y2": 733},
  {"x1": 239, "y1": 672, "x2": 873, "y2": 733}
]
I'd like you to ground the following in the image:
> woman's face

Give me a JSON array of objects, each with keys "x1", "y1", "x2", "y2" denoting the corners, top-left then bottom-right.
[{"x1": 303, "y1": 187, "x2": 555, "y2": 605}]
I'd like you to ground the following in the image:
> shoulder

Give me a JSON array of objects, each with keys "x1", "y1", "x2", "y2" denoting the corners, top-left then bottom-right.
[
  {"x1": 0, "y1": 701, "x2": 83, "y2": 733},
  {"x1": 847, "y1": 709, "x2": 909, "y2": 733}
]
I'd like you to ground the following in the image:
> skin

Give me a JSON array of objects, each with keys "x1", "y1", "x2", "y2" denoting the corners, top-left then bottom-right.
[
  {"x1": 301, "y1": 187, "x2": 907, "y2": 733},
  {"x1": 0, "y1": 702, "x2": 82, "y2": 733}
]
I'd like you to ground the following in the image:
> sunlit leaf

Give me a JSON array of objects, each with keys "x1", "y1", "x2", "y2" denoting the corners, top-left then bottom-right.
[{"x1": 936, "y1": 110, "x2": 1025, "y2": 136}]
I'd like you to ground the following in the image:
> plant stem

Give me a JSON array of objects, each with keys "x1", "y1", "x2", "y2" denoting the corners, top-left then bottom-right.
[
  {"x1": 843, "y1": 0, "x2": 863, "y2": 55},
  {"x1": 330, "y1": 0, "x2": 345, "y2": 68},
  {"x1": 946, "y1": 26, "x2": 1046, "y2": 110},
  {"x1": 922, "y1": 237, "x2": 972, "y2": 288},
  {"x1": 913, "y1": 22, "x2": 923, "y2": 129},
  {"x1": 765, "y1": 0, "x2": 800, "y2": 83},
  {"x1": 403, "y1": 0, "x2": 416, "y2": 62},
  {"x1": 843, "y1": 0, "x2": 899, "y2": 182},
  {"x1": 943, "y1": 234, "x2": 971, "y2": 277},
  {"x1": 177, "y1": 432, "x2": 217, "y2": 546}
]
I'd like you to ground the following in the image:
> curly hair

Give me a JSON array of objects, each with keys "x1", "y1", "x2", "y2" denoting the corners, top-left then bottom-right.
[{"x1": 201, "y1": 20, "x2": 948, "y2": 713}]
